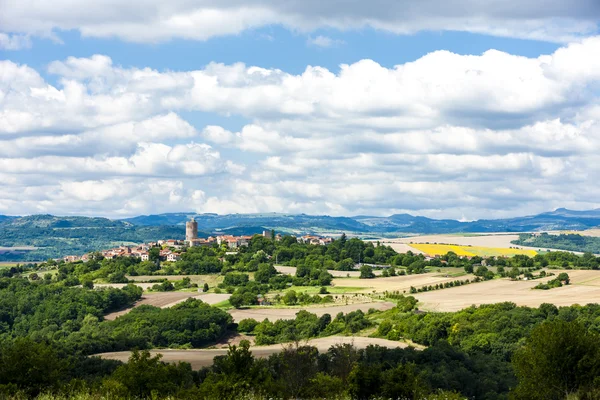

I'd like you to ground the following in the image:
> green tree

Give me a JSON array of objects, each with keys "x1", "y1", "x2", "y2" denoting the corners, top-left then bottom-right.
[
  {"x1": 283, "y1": 290, "x2": 298, "y2": 305},
  {"x1": 512, "y1": 320, "x2": 600, "y2": 399},
  {"x1": 359, "y1": 264, "x2": 375, "y2": 279},
  {"x1": 148, "y1": 247, "x2": 161, "y2": 263}
]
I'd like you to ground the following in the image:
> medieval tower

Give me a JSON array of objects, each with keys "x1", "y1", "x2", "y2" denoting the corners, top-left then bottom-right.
[{"x1": 186, "y1": 217, "x2": 198, "y2": 242}]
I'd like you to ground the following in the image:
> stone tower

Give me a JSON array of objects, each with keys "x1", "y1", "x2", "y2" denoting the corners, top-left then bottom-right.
[{"x1": 186, "y1": 217, "x2": 198, "y2": 242}]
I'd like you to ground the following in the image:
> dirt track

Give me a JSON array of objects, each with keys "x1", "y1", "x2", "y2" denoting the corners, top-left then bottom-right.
[
  {"x1": 95, "y1": 336, "x2": 411, "y2": 369},
  {"x1": 415, "y1": 270, "x2": 600, "y2": 312},
  {"x1": 104, "y1": 292, "x2": 231, "y2": 320},
  {"x1": 228, "y1": 301, "x2": 395, "y2": 322}
]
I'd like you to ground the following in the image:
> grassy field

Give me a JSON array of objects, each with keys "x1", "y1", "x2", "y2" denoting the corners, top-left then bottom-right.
[{"x1": 409, "y1": 243, "x2": 537, "y2": 257}]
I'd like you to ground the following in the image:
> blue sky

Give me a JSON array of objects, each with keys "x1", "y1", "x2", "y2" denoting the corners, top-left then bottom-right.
[
  {"x1": 4, "y1": 28, "x2": 561, "y2": 76},
  {"x1": 1, "y1": 1, "x2": 600, "y2": 219}
]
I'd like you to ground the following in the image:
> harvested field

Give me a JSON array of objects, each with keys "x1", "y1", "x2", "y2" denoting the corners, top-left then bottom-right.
[
  {"x1": 95, "y1": 283, "x2": 156, "y2": 290},
  {"x1": 228, "y1": 301, "x2": 395, "y2": 322},
  {"x1": 128, "y1": 275, "x2": 224, "y2": 286},
  {"x1": 331, "y1": 272, "x2": 475, "y2": 293},
  {"x1": 275, "y1": 265, "x2": 382, "y2": 278},
  {"x1": 415, "y1": 269, "x2": 600, "y2": 312},
  {"x1": 95, "y1": 336, "x2": 410, "y2": 369},
  {"x1": 104, "y1": 292, "x2": 231, "y2": 320}
]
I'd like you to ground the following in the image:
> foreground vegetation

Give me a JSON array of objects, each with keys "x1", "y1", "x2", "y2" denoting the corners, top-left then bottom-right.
[{"x1": 6, "y1": 235, "x2": 600, "y2": 398}]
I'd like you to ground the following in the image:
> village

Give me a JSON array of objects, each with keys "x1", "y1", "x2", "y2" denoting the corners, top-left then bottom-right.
[{"x1": 62, "y1": 217, "x2": 334, "y2": 264}]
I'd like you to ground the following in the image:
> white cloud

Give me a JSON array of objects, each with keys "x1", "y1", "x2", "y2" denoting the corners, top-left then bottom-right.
[
  {"x1": 1, "y1": 1, "x2": 599, "y2": 44},
  {"x1": 2, "y1": 37, "x2": 600, "y2": 218},
  {"x1": 307, "y1": 35, "x2": 344, "y2": 48},
  {"x1": 0, "y1": 33, "x2": 31, "y2": 50}
]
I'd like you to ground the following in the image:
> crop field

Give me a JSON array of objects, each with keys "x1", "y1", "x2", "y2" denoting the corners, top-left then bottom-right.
[
  {"x1": 331, "y1": 272, "x2": 475, "y2": 293},
  {"x1": 408, "y1": 243, "x2": 538, "y2": 257},
  {"x1": 103, "y1": 292, "x2": 231, "y2": 320},
  {"x1": 414, "y1": 269, "x2": 600, "y2": 312},
  {"x1": 127, "y1": 274, "x2": 225, "y2": 286},
  {"x1": 228, "y1": 301, "x2": 395, "y2": 322},
  {"x1": 96, "y1": 336, "x2": 411, "y2": 369}
]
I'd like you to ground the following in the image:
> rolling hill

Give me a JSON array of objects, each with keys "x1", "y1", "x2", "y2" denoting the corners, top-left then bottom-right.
[{"x1": 2, "y1": 208, "x2": 600, "y2": 260}]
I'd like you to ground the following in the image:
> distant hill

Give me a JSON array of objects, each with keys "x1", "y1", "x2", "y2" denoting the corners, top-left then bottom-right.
[
  {"x1": 0, "y1": 215, "x2": 16, "y2": 223},
  {"x1": 122, "y1": 208, "x2": 600, "y2": 234},
  {"x1": 123, "y1": 213, "x2": 370, "y2": 233},
  {"x1": 0, "y1": 215, "x2": 190, "y2": 261},
  {"x1": 3, "y1": 208, "x2": 600, "y2": 260}
]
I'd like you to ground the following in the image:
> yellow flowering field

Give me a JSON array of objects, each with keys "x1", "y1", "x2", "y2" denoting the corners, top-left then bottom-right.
[{"x1": 409, "y1": 243, "x2": 537, "y2": 257}]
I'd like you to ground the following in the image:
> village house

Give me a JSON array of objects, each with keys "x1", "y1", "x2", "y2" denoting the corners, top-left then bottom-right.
[{"x1": 166, "y1": 253, "x2": 181, "y2": 262}]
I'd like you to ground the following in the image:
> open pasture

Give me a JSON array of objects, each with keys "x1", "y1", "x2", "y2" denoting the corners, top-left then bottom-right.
[
  {"x1": 96, "y1": 336, "x2": 411, "y2": 369},
  {"x1": 414, "y1": 269, "x2": 600, "y2": 312}
]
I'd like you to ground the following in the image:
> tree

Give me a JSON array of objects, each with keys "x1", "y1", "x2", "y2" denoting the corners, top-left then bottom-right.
[
  {"x1": 82, "y1": 279, "x2": 94, "y2": 289},
  {"x1": 103, "y1": 350, "x2": 193, "y2": 398},
  {"x1": 203, "y1": 282, "x2": 209, "y2": 292},
  {"x1": 336, "y1": 258, "x2": 355, "y2": 271},
  {"x1": 283, "y1": 290, "x2": 298, "y2": 305},
  {"x1": 359, "y1": 265, "x2": 375, "y2": 279},
  {"x1": 148, "y1": 247, "x2": 161, "y2": 263},
  {"x1": 512, "y1": 320, "x2": 600, "y2": 399}
]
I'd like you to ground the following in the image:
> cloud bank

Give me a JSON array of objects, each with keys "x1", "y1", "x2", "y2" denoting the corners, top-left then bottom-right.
[
  {"x1": 0, "y1": 0, "x2": 599, "y2": 45},
  {"x1": 2, "y1": 37, "x2": 600, "y2": 218}
]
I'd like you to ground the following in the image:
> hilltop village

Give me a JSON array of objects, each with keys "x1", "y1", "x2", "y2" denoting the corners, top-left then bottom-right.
[{"x1": 62, "y1": 217, "x2": 334, "y2": 263}]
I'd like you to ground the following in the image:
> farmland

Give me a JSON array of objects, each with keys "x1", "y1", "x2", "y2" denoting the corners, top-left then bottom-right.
[
  {"x1": 103, "y1": 292, "x2": 231, "y2": 320},
  {"x1": 229, "y1": 301, "x2": 395, "y2": 322},
  {"x1": 414, "y1": 269, "x2": 600, "y2": 312},
  {"x1": 96, "y1": 336, "x2": 411, "y2": 369},
  {"x1": 331, "y1": 271, "x2": 473, "y2": 293},
  {"x1": 409, "y1": 243, "x2": 538, "y2": 257},
  {"x1": 379, "y1": 233, "x2": 546, "y2": 257}
]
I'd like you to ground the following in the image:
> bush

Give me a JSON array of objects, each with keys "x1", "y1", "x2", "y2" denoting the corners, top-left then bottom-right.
[{"x1": 238, "y1": 318, "x2": 259, "y2": 333}]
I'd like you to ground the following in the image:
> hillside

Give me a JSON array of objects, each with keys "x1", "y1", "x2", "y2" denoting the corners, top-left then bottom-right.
[
  {"x1": 0, "y1": 215, "x2": 190, "y2": 261},
  {"x1": 124, "y1": 208, "x2": 600, "y2": 234},
  {"x1": 3, "y1": 208, "x2": 600, "y2": 260}
]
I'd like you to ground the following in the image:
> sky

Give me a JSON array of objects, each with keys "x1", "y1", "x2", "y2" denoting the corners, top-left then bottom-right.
[{"x1": 1, "y1": 1, "x2": 600, "y2": 220}]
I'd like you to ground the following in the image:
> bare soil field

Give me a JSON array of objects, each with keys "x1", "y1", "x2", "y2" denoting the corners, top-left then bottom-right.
[
  {"x1": 95, "y1": 336, "x2": 410, "y2": 369},
  {"x1": 104, "y1": 292, "x2": 231, "y2": 320},
  {"x1": 275, "y1": 265, "x2": 382, "y2": 278},
  {"x1": 415, "y1": 269, "x2": 600, "y2": 312},
  {"x1": 128, "y1": 275, "x2": 224, "y2": 286},
  {"x1": 331, "y1": 272, "x2": 474, "y2": 293},
  {"x1": 228, "y1": 301, "x2": 395, "y2": 322},
  {"x1": 95, "y1": 283, "x2": 156, "y2": 290}
]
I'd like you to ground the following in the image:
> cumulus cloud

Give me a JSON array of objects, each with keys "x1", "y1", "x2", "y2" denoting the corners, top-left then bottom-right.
[
  {"x1": 1, "y1": 0, "x2": 599, "y2": 44},
  {"x1": 2, "y1": 37, "x2": 600, "y2": 218}
]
